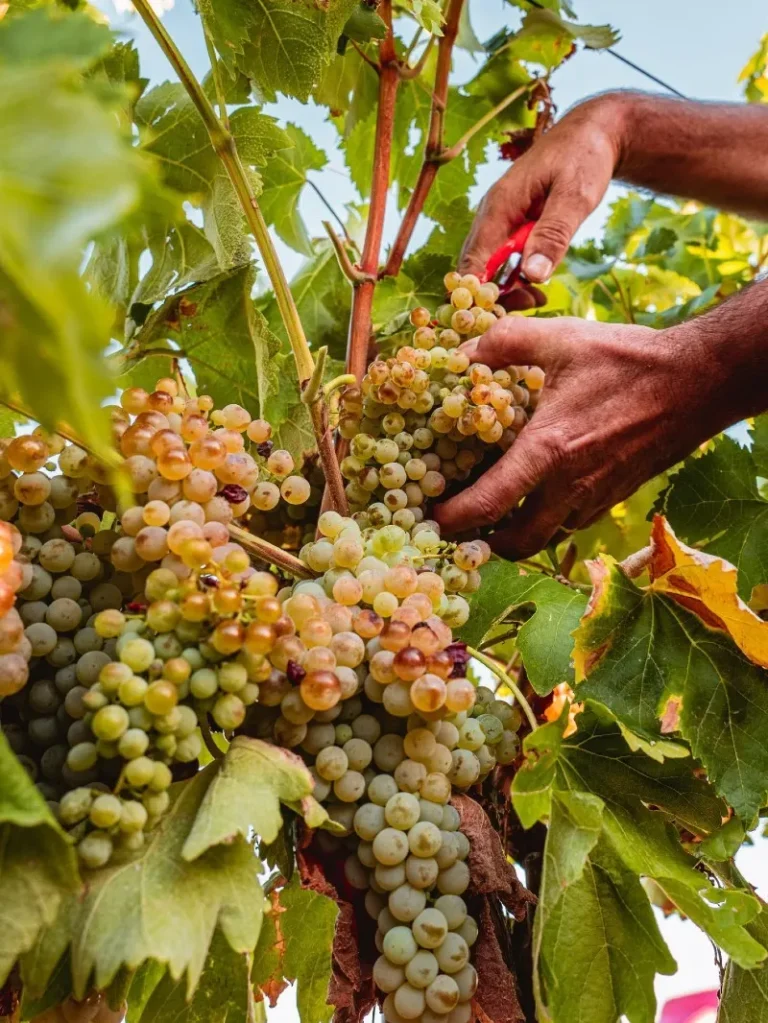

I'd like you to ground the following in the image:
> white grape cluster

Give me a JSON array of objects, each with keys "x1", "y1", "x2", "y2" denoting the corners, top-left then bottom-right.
[
  {"x1": 293, "y1": 688, "x2": 520, "y2": 1023},
  {"x1": 249, "y1": 508, "x2": 525, "y2": 1023},
  {"x1": 335, "y1": 272, "x2": 544, "y2": 518}
]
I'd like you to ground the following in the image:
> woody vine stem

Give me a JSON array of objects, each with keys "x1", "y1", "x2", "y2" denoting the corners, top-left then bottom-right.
[{"x1": 130, "y1": 0, "x2": 348, "y2": 516}]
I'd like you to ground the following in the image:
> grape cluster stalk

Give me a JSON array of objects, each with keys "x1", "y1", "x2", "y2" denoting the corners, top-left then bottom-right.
[{"x1": 0, "y1": 273, "x2": 543, "y2": 1023}]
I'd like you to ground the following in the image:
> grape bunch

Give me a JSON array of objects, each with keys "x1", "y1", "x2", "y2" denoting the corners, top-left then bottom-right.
[
  {"x1": 233, "y1": 510, "x2": 525, "y2": 1023},
  {"x1": 281, "y1": 683, "x2": 521, "y2": 1023},
  {"x1": 0, "y1": 267, "x2": 536, "y2": 1023},
  {"x1": 335, "y1": 271, "x2": 544, "y2": 515}
]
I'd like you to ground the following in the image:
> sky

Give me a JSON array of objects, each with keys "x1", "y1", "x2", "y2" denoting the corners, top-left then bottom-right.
[{"x1": 98, "y1": 0, "x2": 768, "y2": 1018}]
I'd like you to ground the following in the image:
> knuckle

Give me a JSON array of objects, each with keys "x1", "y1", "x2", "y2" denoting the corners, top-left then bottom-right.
[
  {"x1": 522, "y1": 422, "x2": 569, "y2": 471},
  {"x1": 568, "y1": 475, "x2": 597, "y2": 506},
  {"x1": 531, "y1": 217, "x2": 573, "y2": 252},
  {"x1": 472, "y1": 486, "x2": 508, "y2": 527}
]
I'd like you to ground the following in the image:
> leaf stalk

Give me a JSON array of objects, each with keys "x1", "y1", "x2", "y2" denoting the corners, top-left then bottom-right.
[
  {"x1": 467, "y1": 645, "x2": 539, "y2": 732},
  {"x1": 323, "y1": 222, "x2": 373, "y2": 285}
]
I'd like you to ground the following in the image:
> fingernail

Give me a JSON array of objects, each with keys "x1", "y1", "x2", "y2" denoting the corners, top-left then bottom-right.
[
  {"x1": 524, "y1": 253, "x2": 552, "y2": 282},
  {"x1": 458, "y1": 339, "x2": 479, "y2": 358}
]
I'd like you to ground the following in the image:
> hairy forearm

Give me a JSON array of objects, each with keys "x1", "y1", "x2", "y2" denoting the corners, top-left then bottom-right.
[
  {"x1": 670, "y1": 278, "x2": 768, "y2": 430},
  {"x1": 589, "y1": 92, "x2": 768, "y2": 218}
]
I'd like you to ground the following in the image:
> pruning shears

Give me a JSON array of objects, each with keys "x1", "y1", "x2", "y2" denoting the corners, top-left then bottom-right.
[{"x1": 482, "y1": 220, "x2": 536, "y2": 295}]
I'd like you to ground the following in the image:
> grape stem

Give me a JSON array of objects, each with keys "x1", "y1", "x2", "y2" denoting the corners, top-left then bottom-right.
[
  {"x1": 130, "y1": 0, "x2": 348, "y2": 514},
  {"x1": 227, "y1": 524, "x2": 317, "y2": 579},
  {"x1": 300, "y1": 347, "x2": 329, "y2": 406},
  {"x1": 467, "y1": 646, "x2": 538, "y2": 732},
  {"x1": 200, "y1": 715, "x2": 225, "y2": 761},
  {"x1": 324, "y1": 374, "x2": 358, "y2": 397},
  {"x1": 323, "y1": 221, "x2": 373, "y2": 285}
]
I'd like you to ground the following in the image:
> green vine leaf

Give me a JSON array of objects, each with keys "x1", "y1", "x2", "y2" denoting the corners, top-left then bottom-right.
[
  {"x1": 199, "y1": 0, "x2": 359, "y2": 102},
  {"x1": 260, "y1": 242, "x2": 352, "y2": 362},
  {"x1": 657, "y1": 431, "x2": 768, "y2": 601},
  {"x1": 459, "y1": 559, "x2": 587, "y2": 695},
  {"x1": 399, "y1": 0, "x2": 444, "y2": 35},
  {"x1": 0, "y1": 13, "x2": 168, "y2": 453},
  {"x1": 718, "y1": 911, "x2": 768, "y2": 1022},
  {"x1": 258, "y1": 124, "x2": 327, "y2": 255},
  {"x1": 513, "y1": 714, "x2": 765, "y2": 1017},
  {"x1": 252, "y1": 875, "x2": 338, "y2": 1023},
  {"x1": 50, "y1": 766, "x2": 263, "y2": 999},
  {"x1": 135, "y1": 83, "x2": 291, "y2": 269},
  {"x1": 537, "y1": 793, "x2": 675, "y2": 1023},
  {"x1": 0, "y1": 732, "x2": 81, "y2": 988},
  {"x1": 373, "y1": 252, "x2": 452, "y2": 330},
  {"x1": 130, "y1": 265, "x2": 281, "y2": 417},
  {"x1": 139, "y1": 930, "x2": 249, "y2": 1023},
  {"x1": 183, "y1": 736, "x2": 317, "y2": 860},
  {"x1": 575, "y1": 556, "x2": 768, "y2": 820},
  {"x1": 0, "y1": 6, "x2": 112, "y2": 68}
]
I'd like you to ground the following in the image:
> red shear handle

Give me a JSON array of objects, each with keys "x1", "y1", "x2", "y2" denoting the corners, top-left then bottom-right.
[{"x1": 482, "y1": 220, "x2": 536, "y2": 283}]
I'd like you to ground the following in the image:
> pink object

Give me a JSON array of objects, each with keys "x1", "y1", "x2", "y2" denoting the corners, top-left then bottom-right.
[
  {"x1": 660, "y1": 990, "x2": 719, "y2": 1023},
  {"x1": 482, "y1": 220, "x2": 536, "y2": 287}
]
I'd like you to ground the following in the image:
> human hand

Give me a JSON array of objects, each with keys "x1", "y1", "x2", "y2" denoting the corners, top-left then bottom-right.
[
  {"x1": 433, "y1": 315, "x2": 725, "y2": 559},
  {"x1": 459, "y1": 94, "x2": 627, "y2": 284}
]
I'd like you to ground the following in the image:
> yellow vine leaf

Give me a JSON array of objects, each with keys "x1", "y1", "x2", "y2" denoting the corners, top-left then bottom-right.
[{"x1": 646, "y1": 515, "x2": 768, "y2": 669}]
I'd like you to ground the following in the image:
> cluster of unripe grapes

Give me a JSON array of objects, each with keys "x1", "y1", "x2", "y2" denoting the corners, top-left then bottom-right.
[{"x1": 335, "y1": 271, "x2": 544, "y2": 515}]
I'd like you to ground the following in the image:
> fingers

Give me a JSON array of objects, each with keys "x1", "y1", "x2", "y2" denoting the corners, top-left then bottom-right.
[
  {"x1": 434, "y1": 430, "x2": 556, "y2": 535},
  {"x1": 458, "y1": 168, "x2": 534, "y2": 277},
  {"x1": 486, "y1": 481, "x2": 575, "y2": 560},
  {"x1": 521, "y1": 179, "x2": 596, "y2": 282},
  {"x1": 459, "y1": 315, "x2": 576, "y2": 370}
]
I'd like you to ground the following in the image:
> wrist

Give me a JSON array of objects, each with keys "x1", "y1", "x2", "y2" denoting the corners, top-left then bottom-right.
[{"x1": 665, "y1": 305, "x2": 768, "y2": 430}]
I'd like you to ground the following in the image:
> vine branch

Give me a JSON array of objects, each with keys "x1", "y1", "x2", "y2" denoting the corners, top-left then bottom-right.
[
  {"x1": 228, "y1": 524, "x2": 317, "y2": 579},
  {"x1": 399, "y1": 35, "x2": 437, "y2": 79},
  {"x1": 345, "y1": 0, "x2": 399, "y2": 386},
  {"x1": 382, "y1": 0, "x2": 464, "y2": 278},
  {"x1": 350, "y1": 38, "x2": 381, "y2": 74},
  {"x1": 131, "y1": 0, "x2": 348, "y2": 513},
  {"x1": 202, "y1": 28, "x2": 230, "y2": 130},
  {"x1": 467, "y1": 646, "x2": 538, "y2": 732},
  {"x1": 439, "y1": 82, "x2": 534, "y2": 161}
]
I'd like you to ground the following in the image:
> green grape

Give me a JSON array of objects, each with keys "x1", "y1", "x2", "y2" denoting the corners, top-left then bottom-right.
[
  {"x1": 66, "y1": 742, "x2": 98, "y2": 772},
  {"x1": 142, "y1": 789, "x2": 170, "y2": 817},
  {"x1": 89, "y1": 794, "x2": 122, "y2": 828},
  {"x1": 118, "y1": 728, "x2": 150, "y2": 759},
  {"x1": 58, "y1": 787, "x2": 93, "y2": 825},
  {"x1": 91, "y1": 705, "x2": 130, "y2": 741},
  {"x1": 212, "y1": 693, "x2": 245, "y2": 730},
  {"x1": 77, "y1": 831, "x2": 113, "y2": 870},
  {"x1": 119, "y1": 799, "x2": 148, "y2": 833},
  {"x1": 120, "y1": 637, "x2": 156, "y2": 673},
  {"x1": 124, "y1": 756, "x2": 155, "y2": 788}
]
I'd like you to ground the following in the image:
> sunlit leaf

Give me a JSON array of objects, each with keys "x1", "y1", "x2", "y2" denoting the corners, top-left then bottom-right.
[
  {"x1": 183, "y1": 736, "x2": 316, "y2": 859},
  {"x1": 459, "y1": 559, "x2": 586, "y2": 696}
]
